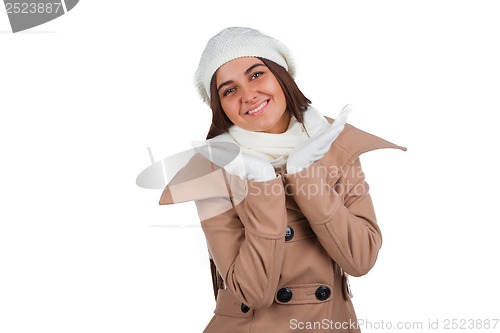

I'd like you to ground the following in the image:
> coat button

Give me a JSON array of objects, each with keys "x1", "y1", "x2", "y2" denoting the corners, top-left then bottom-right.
[
  {"x1": 277, "y1": 287, "x2": 293, "y2": 302},
  {"x1": 241, "y1": 303, "x2": 250, "y2": 313},
  {"x1": 285, "y1": 226, "x2": 294, "y2": 241},
  {"x1": 315, "y1": 286, "x2": 331, "y2": 301}
]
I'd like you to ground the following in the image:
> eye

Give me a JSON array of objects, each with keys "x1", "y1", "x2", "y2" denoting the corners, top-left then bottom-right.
[
  {"x1": 251, "y1": 71, "x2": 264, "y2": 80},
  {"x1": 223, "y1": 87, "x2": 236, "y2": 97}
]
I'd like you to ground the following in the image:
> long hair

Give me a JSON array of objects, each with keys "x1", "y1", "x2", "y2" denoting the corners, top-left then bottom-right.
[{"x1": 206, "y1": 58, "x2": 311, "y2": 139}]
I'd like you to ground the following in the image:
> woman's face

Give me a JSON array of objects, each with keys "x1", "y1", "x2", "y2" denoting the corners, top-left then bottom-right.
[{"x1": 215, "y1": 57, "x2": 289, "y2": 134}]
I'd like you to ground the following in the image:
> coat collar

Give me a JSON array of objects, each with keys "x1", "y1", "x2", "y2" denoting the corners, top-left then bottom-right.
[{"x1": 320, "y1": 118, "x2": 407, "y2": 175}]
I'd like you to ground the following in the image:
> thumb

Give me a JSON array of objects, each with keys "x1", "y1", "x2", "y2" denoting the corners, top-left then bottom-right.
[{"x1": 333, "y1": 104, "x2": 352, "y2": 127}]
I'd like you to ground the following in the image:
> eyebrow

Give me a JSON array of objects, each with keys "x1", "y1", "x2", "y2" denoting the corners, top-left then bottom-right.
[{"x1": 217, "y1": 63, "x2": 266, "y2": 93}]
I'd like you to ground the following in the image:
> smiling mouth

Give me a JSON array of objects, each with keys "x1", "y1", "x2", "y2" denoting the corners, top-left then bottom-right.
[{"x1": 246, "y1": 100, "x2": 269, "y2": 115}]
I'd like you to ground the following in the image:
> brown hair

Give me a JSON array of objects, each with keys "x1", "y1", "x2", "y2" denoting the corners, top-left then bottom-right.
[{"x1": 206, "y1": 57, "x2": 311, "y2": 139}]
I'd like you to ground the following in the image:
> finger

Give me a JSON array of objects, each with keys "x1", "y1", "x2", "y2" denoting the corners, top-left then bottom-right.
[
  {"x1": 333, "y1": 104, "x2": 352, "y2": 127},
  {"x1": 311, "y1": 122, "x2": 332, "y2": 138},
  {"x1": 224, "y1": 151, "x2": 246, "y2": 178},
  {"x1": 315, "y1": 105, "x2": 352, "y2": 143}
]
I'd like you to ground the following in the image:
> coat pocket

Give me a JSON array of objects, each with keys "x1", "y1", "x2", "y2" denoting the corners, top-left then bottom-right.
[
  {"x1": 204, "y1": 290, "x2": 253, "y2": 333},
  {"x1": 214, "y1": 289, "x2": 254, "y2": 318}
]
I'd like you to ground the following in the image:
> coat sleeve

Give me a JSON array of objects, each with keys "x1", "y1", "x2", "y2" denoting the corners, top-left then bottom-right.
[
  {"x1": 283, "y1": 157, "x2": 381, "y2": 277},
  {"x1": 196, "y1": 176, "x2": 287, "y2": 309}
]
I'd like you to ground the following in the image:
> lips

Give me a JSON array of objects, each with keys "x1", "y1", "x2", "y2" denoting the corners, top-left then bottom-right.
[{"x1": 245, "y1": 100, "x2": 269, "y2": 115}]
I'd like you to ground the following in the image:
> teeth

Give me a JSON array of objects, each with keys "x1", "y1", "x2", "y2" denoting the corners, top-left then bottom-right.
[{"x1": 247, "y1": 100, "x2": 267, "y2": 114}]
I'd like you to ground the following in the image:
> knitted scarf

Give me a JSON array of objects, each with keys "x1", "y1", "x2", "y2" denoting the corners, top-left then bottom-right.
[{"x1": 210, "y1": 106, "x2": 328, "y2": 168}]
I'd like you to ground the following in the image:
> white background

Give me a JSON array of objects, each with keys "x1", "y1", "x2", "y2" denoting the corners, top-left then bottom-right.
[{"x1": 1, "y1": 1, "x2": 499, "y2": 332}]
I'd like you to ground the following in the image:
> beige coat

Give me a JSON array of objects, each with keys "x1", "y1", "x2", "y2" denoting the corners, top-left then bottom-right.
[{"x1": 159, "y1": 120, "x2": 406, "y2": 332}]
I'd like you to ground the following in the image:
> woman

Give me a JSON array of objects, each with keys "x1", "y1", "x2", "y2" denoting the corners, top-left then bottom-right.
[{"x1": 159, "y1": 27, "x2": 406, "y2": 332}]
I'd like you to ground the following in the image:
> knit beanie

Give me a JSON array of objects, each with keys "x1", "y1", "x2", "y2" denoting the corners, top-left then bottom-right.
[{"x1": 194, "y1": 27, "x2": 296, "y2": 104}]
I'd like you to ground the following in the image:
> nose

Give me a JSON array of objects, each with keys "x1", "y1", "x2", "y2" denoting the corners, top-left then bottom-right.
[{"x1": 241, "y1": 85, "x2": 257, "y2": 104}]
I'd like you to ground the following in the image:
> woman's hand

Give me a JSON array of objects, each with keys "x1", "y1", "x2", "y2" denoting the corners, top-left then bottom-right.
[
  {"x1": 193, "y1": 141, "x2": 276, "y2": 182},
  {"x1": 287, "y1": 104, "x2": 352, "y2": 174}
]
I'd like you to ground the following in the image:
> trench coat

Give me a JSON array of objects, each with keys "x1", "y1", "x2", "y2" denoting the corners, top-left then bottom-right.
[{"x1": 159, "y1": 118, "x2": 406, "y2": 332}]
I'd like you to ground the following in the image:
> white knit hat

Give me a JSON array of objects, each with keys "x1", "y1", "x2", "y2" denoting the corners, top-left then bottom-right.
[{"x1": 194, "y1": 27, "x2": 296, "y2": 104}]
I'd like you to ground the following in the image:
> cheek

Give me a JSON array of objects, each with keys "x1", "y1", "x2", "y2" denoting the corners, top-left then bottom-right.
[
  {"x1": 265, "y1": 78, "x2": 285, "y2": 101},
  {"x1": 269, "y1": 82, "x2": 286, "y2": 107},
  {"x1": 221, "y1": 99, "x2": 240, "y2": 120}
]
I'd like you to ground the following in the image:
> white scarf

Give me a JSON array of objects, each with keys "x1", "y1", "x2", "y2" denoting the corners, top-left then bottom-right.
[{"x1": 210, "y1": 106, "x2": 328, "y2": 168}]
